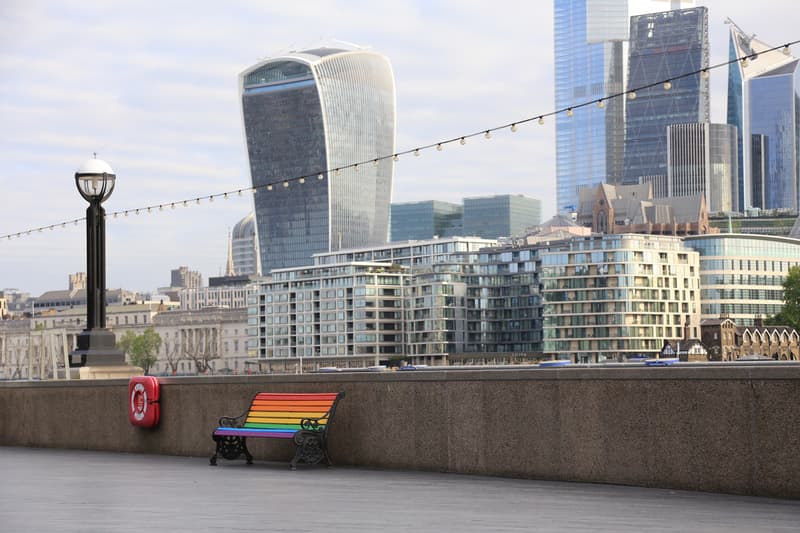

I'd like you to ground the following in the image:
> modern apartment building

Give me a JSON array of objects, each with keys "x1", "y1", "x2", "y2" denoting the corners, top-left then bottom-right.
[
  {"x1": 554, "y1": 0, "x2": 628, "y2": 213},
  {"x1": 683, "y1": 234, "x2": 800, "y2": 325},
  {"x1": 726, "y1": 20, "x2": 800, "y2": 211},
  {"x1": 251, "y1": 262, "x2": 407, "y2": 370},
  {"x1": 540, "y1": 234, "x2": 701, "y2": 363},
  {"x1": 623, "y1": 6, "x2": 709, "y2": 184},
  {"x1": 240, "y1": 46, "x2": 396, "y2": 273}
]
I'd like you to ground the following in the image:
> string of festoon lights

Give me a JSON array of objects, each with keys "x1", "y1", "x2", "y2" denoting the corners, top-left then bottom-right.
[{"x1": 3, "y1": 39, "x2": 799, "y2": 243}]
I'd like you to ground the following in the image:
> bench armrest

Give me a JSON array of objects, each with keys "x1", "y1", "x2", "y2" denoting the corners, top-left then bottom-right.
[
  {"x1": 218, "y1": 413, "x2": 246, "y2": 427},
  {"x1": 300, "y1": 414, "x2": 329, "y2": 431}
]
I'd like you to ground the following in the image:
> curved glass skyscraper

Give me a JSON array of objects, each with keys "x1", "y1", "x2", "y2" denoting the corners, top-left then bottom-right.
[
  {"x1": 239, "y1": 46, "x2": 396, "y2": 273},
  {"x1": 726, "y1": 21, "x2": 800, "y2": 212}
]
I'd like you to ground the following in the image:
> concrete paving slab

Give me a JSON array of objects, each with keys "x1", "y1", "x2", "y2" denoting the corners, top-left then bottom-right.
[{"x1": 1, "y1": 447, "x2": 799, "y2": 532}]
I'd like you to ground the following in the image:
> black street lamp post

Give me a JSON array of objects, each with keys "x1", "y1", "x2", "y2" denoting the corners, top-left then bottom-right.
[{"x1": 70, "y1": 156, "x2": 124, "y2": 367}]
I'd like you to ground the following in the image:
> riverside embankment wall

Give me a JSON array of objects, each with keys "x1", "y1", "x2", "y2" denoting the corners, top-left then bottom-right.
[{"x1": 1, "y1": 364, "x2": 798, "y2": 499}]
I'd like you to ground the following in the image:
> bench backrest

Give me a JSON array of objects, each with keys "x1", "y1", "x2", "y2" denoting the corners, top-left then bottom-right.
[{"x1": 243, "y1": 392, "x2": 342, "y2": 434}]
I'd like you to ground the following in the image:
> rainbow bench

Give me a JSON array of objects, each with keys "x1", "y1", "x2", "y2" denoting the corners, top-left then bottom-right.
[{"x1": 210, "y1": 391, "x2": 345, "y2": 469}]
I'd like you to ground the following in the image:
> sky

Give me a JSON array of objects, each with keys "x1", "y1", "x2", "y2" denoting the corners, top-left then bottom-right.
[{"x1": 1, "y1": 0, "x2": 797, "y2": 296}]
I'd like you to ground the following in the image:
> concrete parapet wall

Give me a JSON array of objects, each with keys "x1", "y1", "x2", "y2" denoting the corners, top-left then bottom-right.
[{"x1": 1, "y1": 364, "x2": 798, "y2": 499}]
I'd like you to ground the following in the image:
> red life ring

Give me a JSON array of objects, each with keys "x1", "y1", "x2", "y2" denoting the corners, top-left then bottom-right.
[{"x1": 128, "y1": 376, "x2": 160, "y2": 428}]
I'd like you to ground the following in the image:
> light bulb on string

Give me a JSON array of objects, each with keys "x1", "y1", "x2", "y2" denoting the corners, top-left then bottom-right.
[
  {"x1": 663, "y1": 81, "x2": 672, "y2": 90},
  {"x1": 283, "y1": 181, "x2": 289, "y2": 188},
  {"x1": 459, "y1": 137, "x2": 466, "y2": 145},
  {"x1": 510, "y1": 124, "x2": 517, "y2": 132},
  {"x1": 436, "y1": 143, "x2": 443, "y2": 151},
  {"x1": 628, "y1": 91, "x2": 636, "y2": 100},
  {"x1": 484, "y1": 130, "x2": 491, "y2": 139},
  {"x1": 159, "y1": 205, "x2": 163, "y2": 211},
  {"x1": 299, "y1": 177, "x2": 305, "y2": 184},
  {"x1": 183, "y1": 201, "x2": 188, "y2": 207},
  {"x1": 223, "y1": 193, "x2": 228, "y2": 200},
  {"x1": 701, "y1": 69, "x2": 709, "y2": 80},
  {"x1": 125, "y1": 211, "x2": 129, "y2": 217},
  {"x1": 267, "y1": 184, "x2": 273, "y2": 191},
  {"x1": 237, "y1": 190, "x2": 242, "y2": 197},
  {"x1": 741, "y1": 57, "x2": 748, "y2": 67},
  {"x1": 136, "y1": 209, "x2": 140, "y2": 215},
  {"x1": 195, "y1": 198, "x2": 200, "y2": 205},
  {"x1": 566, "y1": 108, "x2": 573, "y2": 117},
  {"x1": 784, "y1": 45, "x2": 791, "y2": 55},
  {"x1": 113, "y1": 213, "x2": 118, "y2": 219},
  {"x1": 413, "y1": 149, "x2": 420, "y2": 157},
  {"x1": 373, "y1": 159, "x2": 378, "y2": 167},
  {"x1": 393, "y1": 154, "x2": 399, "y2": 161},
  {"x1": 209, "y1": 196, "x2": 214, "y2": 202},
  {"x1": 597, "y1": 99, "x2": 604, "y2": 109},
  {"x1": 353, "y1": 164, "x2": 359, "y2": 172},
  {"x1": 538, "y1": 116, "x2": 544, "y2": 125},
  {"x1": 171, "y1": 203, "x2": 175, "y2": 209},
  {"x1": 318, "y1": 174, "x2": 324, "y2": 180}
]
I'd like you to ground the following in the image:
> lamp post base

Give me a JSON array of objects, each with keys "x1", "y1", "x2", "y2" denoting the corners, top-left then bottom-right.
[
  {"x1": 70, "y1": 328, "x2": 126, "y2": 367},
  {"x1": 78, "y1": 364, "x2": 143, "y2": 380}
]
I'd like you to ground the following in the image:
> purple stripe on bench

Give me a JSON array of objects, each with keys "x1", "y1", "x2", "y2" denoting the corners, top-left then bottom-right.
[{"x1": 214, "y1": 428, "x2": 295, "y2": 439}]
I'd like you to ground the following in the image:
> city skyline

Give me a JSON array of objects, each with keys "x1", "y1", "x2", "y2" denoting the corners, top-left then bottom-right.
[{"x1": 1, "y1": 1, "x2": 798, "y2": 295}]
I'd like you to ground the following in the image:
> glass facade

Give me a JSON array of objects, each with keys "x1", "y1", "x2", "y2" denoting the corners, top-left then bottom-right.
[
  {"x1": 623, "y1": 7, "x2": 709, "y2": 184},
  {"x1": 666, "y1": 123, "x2": 738, "y2": 213},
  {"x1": 554, "y1": 0, "x2": 627, "y2": 213},
  {"x1": 240, "y1": 48, "x2": 396, "y2": 274},
  {"x1": 683, "y1": 234, "x2": 800, "y2": 325},
  {"x1": 540, "y1": 234, "x2": 701, "y2": 363},
  {"x1": 231, "y1": 212, "x2": 259, "y2": 276},
  {"x1": 726, "y1": 22, "x2": 800, "y2": 211},
  {"x1": 390, "y1": 200, "x2": 463, "y2": 242},
  {"x1": 462, "y1": 194, "x2": 541, "y2": 239}
]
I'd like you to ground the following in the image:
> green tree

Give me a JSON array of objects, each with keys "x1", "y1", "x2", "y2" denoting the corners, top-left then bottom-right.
[
  {"x1": 117, "y1": 327, "x2": 162, "y2": 375},
  {"x1": 766, "y1": 266, "x2": 800, "y2": 330}
]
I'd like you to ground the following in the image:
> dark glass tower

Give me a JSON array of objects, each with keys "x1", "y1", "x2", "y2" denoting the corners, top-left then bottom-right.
[
  {"x1": 622, "y1": 7, "x2": 709, "y2": 185},
  {"x1": 240, "y1": 47, "x2": 396, "y2": 273},
  {"x1": 554, "y1": 0, "x2": 627, "y2": 214}
]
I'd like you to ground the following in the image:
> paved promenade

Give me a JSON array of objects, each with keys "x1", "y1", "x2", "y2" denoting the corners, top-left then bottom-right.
[{"x1": 1, "y1": 447, "x2": 799, "y2": 532}]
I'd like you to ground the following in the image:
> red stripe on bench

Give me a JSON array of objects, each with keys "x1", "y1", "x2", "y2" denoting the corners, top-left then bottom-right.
[{"x1": 255, "y1": 393, "x2": 339, "y2": 402}]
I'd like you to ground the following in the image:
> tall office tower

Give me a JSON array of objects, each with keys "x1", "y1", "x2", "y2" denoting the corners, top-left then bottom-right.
[
  {"x1": 666, "y1": 123, "x2": 738, "y2": 213},
  {"x1": 726, "y1": 20, "x2": 800, "y2": 212},
  {"x1": 229, "y1": 212, "x2": 261, "y2": 276},
  {"x1": 462, "y1": 194, "x2": 542, "y2": 239},
  {"x1": 623, "y1": 7, "x2": 709, "y2": 185},
  {"x1": 390, "y1": 201, "x2": 463, "y2": 242},
  {"x1": 240, "y1": 46, "x2": 396, "y2": 273},
  {"x1": 554, "y1": 0, "x2": 628, "y2": 213}
]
